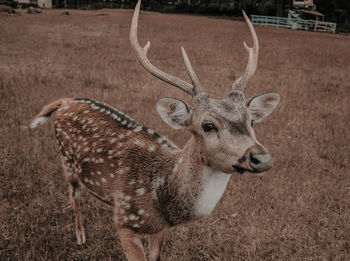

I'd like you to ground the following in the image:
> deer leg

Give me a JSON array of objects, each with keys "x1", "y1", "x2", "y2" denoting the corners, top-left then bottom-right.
[
  {"x1": 149, "y1": 230, "x2": 166, "y2": 261},
  {"x1": 117, "y1": 228, "x2": 147, "y2": 261},
  {"x1": 69, "y1": 181, "x2": 86, "y2": 245},
  {"x1": 61, "y1": 157, "x2": 86, "y2": 245}
]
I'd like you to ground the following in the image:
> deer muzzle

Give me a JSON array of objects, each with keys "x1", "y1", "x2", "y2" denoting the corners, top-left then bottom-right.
[{"x1": 249, "y1": 153, "x2": 273, "y2": 172}]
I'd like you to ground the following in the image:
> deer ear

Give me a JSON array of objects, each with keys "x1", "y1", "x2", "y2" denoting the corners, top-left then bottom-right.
[
  {"x1": 248, "y1": 93, "x2": 280, "y2": 123},
  {"x1": 156, "y1": 98, "x2": 191, "y2": 129}
]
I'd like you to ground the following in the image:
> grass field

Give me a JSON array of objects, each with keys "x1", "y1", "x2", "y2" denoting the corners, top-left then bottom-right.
[{"x1": 0, "y1": 8, "x2": 349, "y2": 260}]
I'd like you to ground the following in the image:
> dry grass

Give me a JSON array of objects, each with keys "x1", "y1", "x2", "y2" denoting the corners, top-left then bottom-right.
[{"x1": 0, "y1": 9, "x2": 349, "y2": 260}]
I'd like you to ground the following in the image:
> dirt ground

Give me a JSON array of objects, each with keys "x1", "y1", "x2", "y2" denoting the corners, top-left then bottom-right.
[{"x1": 0, "y1": 8, "x2": 349, "y2": 261}]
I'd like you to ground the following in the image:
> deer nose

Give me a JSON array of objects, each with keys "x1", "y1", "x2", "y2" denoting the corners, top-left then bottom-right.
[{"x1": 249, "y1": 153, "x2": 273, "y2": 172}]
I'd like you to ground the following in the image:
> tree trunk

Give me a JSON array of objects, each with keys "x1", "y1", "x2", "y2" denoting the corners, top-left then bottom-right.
[{"x1": 276, "y1": 0, "x2": 285, "y2": 17}]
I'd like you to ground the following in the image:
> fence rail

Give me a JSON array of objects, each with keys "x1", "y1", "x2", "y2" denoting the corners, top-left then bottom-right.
[{"x1": 251, "y1": 15, "x2": 336, "y2": 33}]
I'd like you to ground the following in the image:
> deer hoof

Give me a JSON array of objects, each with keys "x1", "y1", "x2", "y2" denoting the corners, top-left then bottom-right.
[{"x1": 76, "y1": 232, "x2": 86, "y2": 245}]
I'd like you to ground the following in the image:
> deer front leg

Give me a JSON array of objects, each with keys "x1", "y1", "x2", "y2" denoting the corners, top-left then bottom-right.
[
  {"x1": 117, "y1": 228, "x2": 147, "y2": 261},
  {"x1": 149, "y1": 230, "x2": 166, "y2": 261},
  {"x1": 69, "y1": 181, "x2": 86, "y2": 245}
]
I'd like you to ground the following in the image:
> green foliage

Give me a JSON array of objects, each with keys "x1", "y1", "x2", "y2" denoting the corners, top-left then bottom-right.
[{"x1": 129, "y1": 0, "x2": 350, "y2": 31}]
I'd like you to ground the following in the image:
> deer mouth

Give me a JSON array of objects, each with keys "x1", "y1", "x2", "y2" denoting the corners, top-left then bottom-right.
[
  {"x1": 233, "y1": 165, "x2": 246, "y2": 174},
  {"x1": 233, "y1": 165, "x2": 258, "y2": 175}
]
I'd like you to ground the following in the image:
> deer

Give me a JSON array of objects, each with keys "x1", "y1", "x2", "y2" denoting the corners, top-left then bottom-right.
[{"x1": 30, "y1": 0, "x2": 280, "y2": 260}]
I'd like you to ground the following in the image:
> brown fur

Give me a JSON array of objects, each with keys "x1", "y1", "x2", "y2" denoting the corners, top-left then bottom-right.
[
  {"x1": 30, "y1": 98, "x2": 212, "y2": 259},
  {"x1": 31, "y1": 88, "x2": 278, "y2": 260}
]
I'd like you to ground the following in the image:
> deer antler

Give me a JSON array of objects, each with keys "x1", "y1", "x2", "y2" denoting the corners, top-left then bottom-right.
[
  {"x1": 130, "y1": 0, "x2": 203, "y2": 96},
  {"x1": 232, "y1": 11, "x2": 259, "y2": 92}
]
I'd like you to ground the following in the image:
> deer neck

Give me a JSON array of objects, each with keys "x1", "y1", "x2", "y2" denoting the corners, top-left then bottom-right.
[{"x1": 157, "y1": 136, "x2": 231, "y2": 226}]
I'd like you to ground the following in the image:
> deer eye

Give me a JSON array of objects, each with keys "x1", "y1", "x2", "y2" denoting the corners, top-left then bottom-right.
[
  {"x1": 202, "y1": 123, "x2": 217, "y2": 132},
  {"x1": 251, "y1": 120, "x2": 255, "y2": 127}
]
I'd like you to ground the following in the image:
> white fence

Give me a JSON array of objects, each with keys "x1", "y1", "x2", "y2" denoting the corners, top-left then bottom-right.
[{"x1": 251, "y1": 15, "x2": 336, "y2": 33}]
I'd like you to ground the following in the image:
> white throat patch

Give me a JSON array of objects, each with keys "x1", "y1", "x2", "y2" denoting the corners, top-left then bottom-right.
[{"x1": 195, "y1": 167, "x2": 231, "y2": 217}]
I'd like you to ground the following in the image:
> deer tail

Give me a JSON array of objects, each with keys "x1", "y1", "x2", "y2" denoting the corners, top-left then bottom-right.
[{"x1": 30, "y1": 98, "x2": 72, "y2": 129}]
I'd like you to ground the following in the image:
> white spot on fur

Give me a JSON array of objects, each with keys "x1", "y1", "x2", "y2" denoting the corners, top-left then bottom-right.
[
  {"x1": 118, "y1": 134, "x2": 124, "y2": 139},
  {"x1": 137, "y1": 209, "x2": 145, "y2": 215},
  {"x1": 134, "y1": 139, "x2": 144, "y2": 147},
  {"x1": 136, "y1": 188, "x2": 145, "y2": 196},
  {"x1": 132, "y1": 224, "x2": 140, "y2": 228},
  {"x1": 110, "y1": 138, "x2": 117, "y2": 143},
  {"x1": 129, "y1": 214, "x2": 136, "y2": 220},
  {"x1": 195, "y1": 167, "x2": 231, "y2": 217},
  {"x1": 172, "y1": 165, "x2": 178, "y2": 172},
  {"x1": 133, "y1": 126, "x2": 143, "y2": 132},
  {"x1": 148, "y1": 145, "x2": 155, "y2": 152},
  {"x1": 97, "y1": 171, "x2": 101, "y2": 175},
  {"x1": 109, "y1": 173, "x2": 115, "y2": 178},
  {"x1": 96, "y1": 148, "x2": 102, "y2": 153},
  {"x1": 147, "y1": 128, "x2": 155, "y2": 135},
  {"x1": 82, "y1": 157, "x2": 90, "y2": 162},
  {"x1": 101, "y1": 178, "x2": 107, "y2": 183}
]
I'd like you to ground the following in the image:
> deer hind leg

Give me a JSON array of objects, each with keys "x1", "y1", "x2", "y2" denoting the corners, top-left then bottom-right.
[
  {"x1": 149, "y1": 230, "x2": 166, "y2": 261},
  {"x1": 117, "y1": 228, "x2": 147, "y2": 261},
  {"x1": 69, "y1": 181, "x2": 86, "y2": 245},
  {"x1": 61, "y1": 157, "x2": 86, "y2": 245}
]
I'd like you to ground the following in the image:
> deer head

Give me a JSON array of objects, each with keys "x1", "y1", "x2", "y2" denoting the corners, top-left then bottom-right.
[{"x1": 130, "y1": 0, "x2": 280, "y2": 175}]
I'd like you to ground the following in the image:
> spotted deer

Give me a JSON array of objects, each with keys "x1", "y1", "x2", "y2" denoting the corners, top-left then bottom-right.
[{"x1": 30, "y1": 1, "x2": 280, "y2": 260}]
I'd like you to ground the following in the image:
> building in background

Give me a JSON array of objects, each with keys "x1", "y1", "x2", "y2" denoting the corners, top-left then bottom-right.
[{"x1": 14, "y1": 0, "x2": 52, "y2": 8}]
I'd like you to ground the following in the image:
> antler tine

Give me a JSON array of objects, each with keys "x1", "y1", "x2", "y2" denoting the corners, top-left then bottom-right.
[
  {"x1": 232, "y1": 10, "x2": 259, "y2": 92},
  {"x1": 181, "y1": 47, "x2": 203, "y2": 95},
  {"x1": 130, "y1": 0, "x2": 195, "y2": 96}
]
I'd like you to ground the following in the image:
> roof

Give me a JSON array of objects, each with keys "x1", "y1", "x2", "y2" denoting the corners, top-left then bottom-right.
[{"x1": 299, "y1": 9, "x2": 325, "y2": 17}]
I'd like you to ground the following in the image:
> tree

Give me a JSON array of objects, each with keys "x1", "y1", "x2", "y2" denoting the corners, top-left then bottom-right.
[{"x1": 275, "y1": 0, "x2": 285, "y2": 17}]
